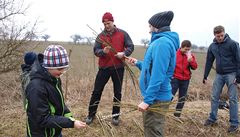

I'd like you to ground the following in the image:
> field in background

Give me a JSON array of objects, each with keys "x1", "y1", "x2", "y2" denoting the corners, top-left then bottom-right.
[{"x1": 0, "y1": 43, "x2": 239, "y2": 137}]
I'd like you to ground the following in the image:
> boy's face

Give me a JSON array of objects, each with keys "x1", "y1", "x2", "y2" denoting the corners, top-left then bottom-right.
[{"x1": 48, "y1": 68, "x2": 67, "y2": 78}]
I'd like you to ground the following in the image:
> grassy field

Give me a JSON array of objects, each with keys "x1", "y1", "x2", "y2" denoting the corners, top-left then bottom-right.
[{"x1": 0, "y1": 43, "x2": 239, "y2": 137}]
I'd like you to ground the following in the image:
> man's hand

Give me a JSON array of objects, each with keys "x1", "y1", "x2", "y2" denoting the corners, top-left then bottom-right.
[
  {"x1": 126, "y1": 57, "x2": 138, "y2": 66},
  {"x1": 115, "y1": 52, "x2": 125, "y2": 59},
  {"x1": 138, "y1": 102, "x2": 149, "y2": 112},
  {"x1": 74, "y1": 120, "x2": 87, "y2": 128},
  {"x1": 103, "y1": 46, "x2": 111, "y2": 54},
  {"x1": 235, "y1": 76, "x2": 240, "y2": 84},
  {"x1": 203, "y1": 78, "x2": 207, "y2": 84}
]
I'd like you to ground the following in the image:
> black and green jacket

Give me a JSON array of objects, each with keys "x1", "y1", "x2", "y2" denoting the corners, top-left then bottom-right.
[{"x1": 25, "y1": 55, "x2": 74, "y2": 137}]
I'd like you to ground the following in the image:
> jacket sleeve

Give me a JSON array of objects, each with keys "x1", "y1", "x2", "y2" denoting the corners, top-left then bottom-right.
[
  {"x1": 27, "y1": 84, "x2": 74, "y2": 129},
  {"x1": 135, "y1": 60, "x2": 143, "y2": 70},
  {"x1": 203, "y1": 46, "x2": 215, "y2": 79},
  {"x1": 123, "y1": 31, "x2": 134, "y2": 56},
  {"x1": 94, "y1": 35, "x2": 106, "y2": 57},
  {"x1": 64, "y1": 104, "x2": 73, "y2": 118},
  {"x1": 189, "y1": 54, "x2": 198, "y2": 70},
  {"x1": 233, "y1": 42, "x2": 240, "y2": 78}
]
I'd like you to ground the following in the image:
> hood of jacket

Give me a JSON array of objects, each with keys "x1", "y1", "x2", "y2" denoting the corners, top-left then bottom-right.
[
  {"x1": 21, "y1": 64, "x2": 32, "y2": 72},
  {"x1": 150, "y1": 30, "x2": 179, "y2": 52},
  {"x1": 213, "y1": 33, "x2": 230, "y2": 44}
]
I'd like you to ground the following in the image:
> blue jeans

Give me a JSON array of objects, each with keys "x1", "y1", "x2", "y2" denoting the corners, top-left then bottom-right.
[
  {"x1": 208, "y1": 73, "x2": 239, "y2": 126},
  {"x1": 171, "y1": 78, "x2": 190, "y2": 115}
]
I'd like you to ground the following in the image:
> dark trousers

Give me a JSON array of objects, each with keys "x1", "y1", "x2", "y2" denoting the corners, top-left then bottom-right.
[
  {"x1": 171, "y1": 78, "x2": 190, "y2": 115},
  {"x1": 143, "y1": 101, "x2": 170, "y2": 137},
  {"x1": 88, "y1": 67, "x2": 124, "y2": 118}
]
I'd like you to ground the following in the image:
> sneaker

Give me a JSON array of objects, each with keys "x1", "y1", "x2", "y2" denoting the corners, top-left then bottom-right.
[
  {"x1": 112, "y1": 118, "x2": 119, "y2": 126},
  {"x1": 228, "y1": 125, "x2": 238, "y2": 133},
  {"x1": 85, "y1": 116, "x2": 94, "y2": 125},
  {"x1": 204, "y1": 119, "x2": 216, "y2": 126}
]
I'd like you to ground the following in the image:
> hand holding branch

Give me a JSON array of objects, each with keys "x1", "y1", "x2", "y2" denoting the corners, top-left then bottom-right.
[
  {"x1": 138, "y1": 102, "x2": 149, "y2": 112},
  {"x1": 126, "y1": 57, "x2": 138, "y2": 66},
  {"x1": 74, "y1": 120, "x2": 87, "y2": 129},
  {"x1": 115, "y1": 52, "x2": 125, "y2": 59},
  {"x1": 103, "y1": 46, "x2": 111, "y2": 54}
]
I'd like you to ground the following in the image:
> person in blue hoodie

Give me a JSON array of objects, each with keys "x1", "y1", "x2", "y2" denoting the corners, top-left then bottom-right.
[{"x1": 127, "y1": 11, "x2": 179, "y2": 137}]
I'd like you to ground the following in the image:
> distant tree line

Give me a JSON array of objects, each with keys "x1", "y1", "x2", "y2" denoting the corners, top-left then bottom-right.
[
  {"x1": 140, "y1": 38, "x2": 207, "y2": 51},
  {"x1": 38, "y1": 33, "x2": 94, "y2": 46}
]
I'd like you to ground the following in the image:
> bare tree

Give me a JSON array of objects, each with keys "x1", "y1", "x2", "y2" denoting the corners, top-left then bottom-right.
[
  {"x1": 199, "y1": 46, "x2": 206, "y2": 51},
  {"x1": 41, "y1": 34, "x2": 50, "y2": 42},
  {"x1": 192, "y1": 44, "x2": 198, "y2": 50},
  {"x1": 140, "y1": 38, "x2": 149, "y2": 48},
  {"x1": 70, "y1": 34, "x2": 82, "y2": 45},
  {"x1": 0, "y1": 0, "x2": 39, "y2": 74},
  {"x1": 85, "y1": 36, "x2": 95, "y2": 46}
]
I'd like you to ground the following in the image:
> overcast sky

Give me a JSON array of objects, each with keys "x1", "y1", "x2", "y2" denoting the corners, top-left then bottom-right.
[{"x1": 24, "y1": 0, "x2": 239, "y2": 46}]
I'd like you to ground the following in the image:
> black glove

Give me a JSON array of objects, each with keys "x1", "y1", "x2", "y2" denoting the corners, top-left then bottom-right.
[{"x1": 235, "y1": 76, "x2": 240, "y2": 84}]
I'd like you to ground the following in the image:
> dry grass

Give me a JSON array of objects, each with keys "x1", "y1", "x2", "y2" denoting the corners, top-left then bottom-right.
[{"x1": 0, "y1": 44, "x2": 239, "y2": 137}]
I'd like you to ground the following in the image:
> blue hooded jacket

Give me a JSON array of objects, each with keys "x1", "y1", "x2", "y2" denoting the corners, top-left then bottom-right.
[{"x1": 136, "y1": 31, "x2": 179, "y2": 105}]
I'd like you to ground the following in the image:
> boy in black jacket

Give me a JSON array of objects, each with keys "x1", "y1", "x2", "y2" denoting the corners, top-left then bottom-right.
[{"x1": 26, "y1": 45, "x2": 86, "y2": 137}]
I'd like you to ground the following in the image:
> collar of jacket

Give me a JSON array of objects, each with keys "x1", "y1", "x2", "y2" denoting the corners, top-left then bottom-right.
[
  {"x1": 103, "y1": 27, "x2": 118, "y2": 36},
  {"x1": 157, "y1": 26, "x2": 171, "y2": 32}
]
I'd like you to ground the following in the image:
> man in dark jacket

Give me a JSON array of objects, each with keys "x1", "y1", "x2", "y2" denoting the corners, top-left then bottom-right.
[
  {"x1": 171, "y1": 40, "x2": 198, "y2": 117},
  {"x1": 85, "y1": 12, "x2": 134, "y2": 126},
  {"x1": 26, "y1": 45, "x2": 86, "y2": 137},
  {"x1": 203, "y1": 25, "x2": 239, "y2": 133}
]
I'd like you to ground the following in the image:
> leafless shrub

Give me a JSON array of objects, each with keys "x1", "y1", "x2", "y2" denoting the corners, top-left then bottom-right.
[{"x1": 0, "y1": 0, "x2": 39, "y2": 74}]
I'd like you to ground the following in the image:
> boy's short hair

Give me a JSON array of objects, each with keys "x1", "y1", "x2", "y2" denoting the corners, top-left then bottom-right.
[
  {"x1": 24, "y1": 52, "x2": 37, "y2": 65},
  {"x1": 213, "y1": 25, "x2": 225, "y2": 35},
  {"x1": 43, "y1": 45, "x2": 69, "y2": 69},
  {"x1": 181, "y1": 40, "x2": 192, "y2": 48}
]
